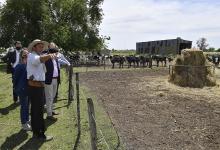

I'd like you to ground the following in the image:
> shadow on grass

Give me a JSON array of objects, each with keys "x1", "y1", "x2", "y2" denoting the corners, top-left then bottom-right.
[
  {"x1": 53, "y1": 104, "x2": 68, "y2": 110},
  {"x1": 18, "y1": 137, "x2": 44, "y2": 150},
  {"x1": 0, "y1": 130, "x2": 28, "y2": 150},
  {"x1": 0, "y1": 63, "x2": 7, "y2": 73},
  {"x1": 56, "y1": 98, "x2": 68, "y2": 102},
  {"x1": 0, "y1": 102, "x2": 19, "y2": 115},
  {"x1": 45, "y1": 117, "x2": 57, "y2": 131},
  {"x1": 17, "y1": 119, "x2": 57, "y2": 149}
]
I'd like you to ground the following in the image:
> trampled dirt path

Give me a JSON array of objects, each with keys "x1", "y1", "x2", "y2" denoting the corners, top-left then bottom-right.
[{"x1": 80, "y1": 68, "x2": 220, "y2": 150}]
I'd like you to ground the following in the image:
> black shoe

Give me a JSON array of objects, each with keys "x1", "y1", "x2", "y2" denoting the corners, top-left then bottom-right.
[
  {"x1": 52, "y1": 111, "x2": 59, "y2": 115},
  {"x1": 40, "y1": 135, "x2": 53, "y2": 141},
  {"x1": 46, "y1": 116, "x2": 57, "y2": 121},
  {"x1": 13, "y1": 96, "x2": 18, "y2": 102}
]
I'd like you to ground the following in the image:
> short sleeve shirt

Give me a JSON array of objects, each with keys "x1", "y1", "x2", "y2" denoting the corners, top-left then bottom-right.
[{"x1": 27, "y1": 52, "x2": 46, "y2": 81}]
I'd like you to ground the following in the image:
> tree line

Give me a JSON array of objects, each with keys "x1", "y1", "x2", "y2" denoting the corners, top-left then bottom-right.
[{"x1": 0, "y1": 0, "x2": 106, "y2": 52}]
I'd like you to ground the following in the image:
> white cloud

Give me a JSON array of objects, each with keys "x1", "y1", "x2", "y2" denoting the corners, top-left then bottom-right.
[
  {"x1": 100, "y1": 0, "x2": 220, "y2": 49},
  {"x1": 0, "y1": 0, "x2": 5, "y2": 4}
]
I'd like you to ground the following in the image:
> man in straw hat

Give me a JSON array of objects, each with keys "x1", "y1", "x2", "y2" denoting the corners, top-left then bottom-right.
[{"x1": 27, "y1": 39, "x2": 57, "y2": 141}]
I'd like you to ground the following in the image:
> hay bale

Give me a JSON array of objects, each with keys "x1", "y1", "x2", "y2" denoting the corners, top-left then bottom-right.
[{"x1": 169, "y1": 49, "x2": 216, "y2": 88}]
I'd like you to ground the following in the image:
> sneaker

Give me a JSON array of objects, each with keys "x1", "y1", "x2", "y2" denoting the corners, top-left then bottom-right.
[
  {"x1": 27, "y1": 120, "x2": 31, "y2": 125},
  {"x1": 46, "y1": 116, "x2": 57, "y2": 121},
  {"x1": 43, "y1": 135, "x2": 53, "y2": 141},
  {"x1": 22, "y1": 123, "x2": 32, "y2": 131},
  {"x1": 33, "y1": 134, "x2": 53, "y2": 141}
]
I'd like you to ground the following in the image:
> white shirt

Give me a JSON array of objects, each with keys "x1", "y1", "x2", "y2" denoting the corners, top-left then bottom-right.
[
  {"x1": 57, "y1": 53, "x2": 70, "y2": 67},
  {"x1": 13, "y1": 50, "x2": 20, "y2": 68},
  {"x1": 27, "y1": 52, "x2": 46, "y2": 81},
  {"x1": 52, "y1": 59, "x2": 58, "y2": 77}
]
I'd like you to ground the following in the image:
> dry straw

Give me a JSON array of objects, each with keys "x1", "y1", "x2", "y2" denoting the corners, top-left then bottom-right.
[{"x1": 169, "y1": 49, "x2": 216, "y2": 88}]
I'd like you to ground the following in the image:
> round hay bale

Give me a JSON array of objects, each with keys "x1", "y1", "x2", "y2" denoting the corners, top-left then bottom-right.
[{"x1": 169, "y1": 49, "x2": 216, "y2": 88}]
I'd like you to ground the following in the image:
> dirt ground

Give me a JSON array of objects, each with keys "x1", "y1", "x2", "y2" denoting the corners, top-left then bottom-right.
[{"x1": 80, "y1": 68, "x2": 220, "y2": 150}]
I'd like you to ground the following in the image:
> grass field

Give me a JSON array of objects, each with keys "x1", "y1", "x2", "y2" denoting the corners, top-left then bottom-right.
[{"x1": 0, "y1": 64, "x2": 123, "y2": 150}]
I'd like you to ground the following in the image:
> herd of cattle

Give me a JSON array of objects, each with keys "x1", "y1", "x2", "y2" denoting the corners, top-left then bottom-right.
[
  {"x1": 66, "y1": 53, "x2": 174, "y2": 68},
  {"x1": 66, "y1": 53, "x2": 220, "y2": 68},
  {"x1": 1, "y1": 50, "x2": 220, "y2": 68}
]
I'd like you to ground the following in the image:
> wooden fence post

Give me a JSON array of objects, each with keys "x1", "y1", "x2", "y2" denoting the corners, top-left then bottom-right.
[
  {"x1": 104, "y1": 57, "x2": 106, "y2": 70},
  {"x1": 68, "y1": 62, "x2": 73, "y2": 102},
  {"x1": 169, "y1": 65, "x2": 171, "y2": 75},
  {"x1": 73, "y1": 72, "x2": 81, "y2": 150},
  {"x1": 87, "y1": 98, "x2": 97, "y2": 150},
  {"x1": 213, "y1": 65, "x2": 215, "y2": 75},
  {"x1": 76, "y1": 73, "x2": 80, "y2": 106}
]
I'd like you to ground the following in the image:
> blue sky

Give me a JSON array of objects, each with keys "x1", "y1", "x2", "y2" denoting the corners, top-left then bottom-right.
[
  {"x1": 99, "y1": 0, "x2": 220, "y2": 49},
  {"x1": 0, "y1": 0, "x2": 219, "y2": 50}
]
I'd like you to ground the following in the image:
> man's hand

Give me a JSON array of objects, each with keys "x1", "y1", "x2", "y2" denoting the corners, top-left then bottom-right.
[{"x1": 49, "y1": 53, "x2": 57, "y2": 59}]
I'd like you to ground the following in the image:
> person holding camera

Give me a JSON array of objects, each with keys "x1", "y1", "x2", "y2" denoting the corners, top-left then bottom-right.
[
  {"x1": 13, "y1": 49, "x2": 31, "y2": 131},
  {"x1": 44, "y1": 45, "x2": 60, "y2": 121}
]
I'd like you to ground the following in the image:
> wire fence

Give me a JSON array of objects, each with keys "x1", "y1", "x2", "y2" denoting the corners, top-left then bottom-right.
[
  {"x1": 70, "y1": 70, "x2": 122, "y2": 150},
  {"x1": 87, "y1": 97, "x2": 121, "y2": 150}
]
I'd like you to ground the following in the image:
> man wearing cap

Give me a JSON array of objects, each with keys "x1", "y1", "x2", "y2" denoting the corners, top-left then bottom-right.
[
  {"x1": 44, "y1": 44, "x2": 60, "y2": 121},
  {"x1": 2, "y1": 41, "x2": 22, "y2": 102},
  {"x1": 27, "y1": 39, "x2": 56, "y2": 141}
]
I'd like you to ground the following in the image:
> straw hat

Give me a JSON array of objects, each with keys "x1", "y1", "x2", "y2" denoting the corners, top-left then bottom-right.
[{"x1": 28, "y1": 39, "x2": 49, "y2": 51}]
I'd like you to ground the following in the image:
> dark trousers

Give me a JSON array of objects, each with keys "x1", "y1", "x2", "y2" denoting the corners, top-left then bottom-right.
[
  {"x1": 19, "y1": 95, "x2": 29, "y2": 124},
  {"x1": 11, "y1": 69, "x2": 18, "y2": 102},
  {"x1": 28, "y1": 85, "x2": 45, "y2": 136}
]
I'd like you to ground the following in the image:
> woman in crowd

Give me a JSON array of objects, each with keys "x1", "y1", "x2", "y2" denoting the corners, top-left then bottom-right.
[{"x1": 13, "y1": 48, "x2": 31, "y2": 131}]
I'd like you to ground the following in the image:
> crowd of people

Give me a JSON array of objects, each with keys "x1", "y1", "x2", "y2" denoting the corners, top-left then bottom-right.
[{"x1": 2, "y1": 39, "x2": 70, "y2": 141}]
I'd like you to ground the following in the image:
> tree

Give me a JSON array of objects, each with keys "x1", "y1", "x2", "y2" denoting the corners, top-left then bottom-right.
[
  {"x1": 205, "y1": 47, "x2": 215, "y2": 52},
  {"x1": 196, "y1": 37, "x2": 209, "y2": 51},
  {"x1": 0, "y1": 0, "x2": 105, "y2": 52}
]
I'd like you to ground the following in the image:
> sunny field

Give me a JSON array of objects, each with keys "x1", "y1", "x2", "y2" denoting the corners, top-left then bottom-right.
[{"x1": 0, "y1": 64, "x2": 123, "y2": 150}]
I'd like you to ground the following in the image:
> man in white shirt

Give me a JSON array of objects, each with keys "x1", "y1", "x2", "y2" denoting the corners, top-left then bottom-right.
[{"x1": 27, "y1": 39, "x2": 57, "y2": 141}]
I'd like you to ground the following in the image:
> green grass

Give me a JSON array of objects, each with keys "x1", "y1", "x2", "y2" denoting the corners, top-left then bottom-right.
[
  {"x1": 0, "y1": 64, "x2": 123, "y2": 150},
  {"x1": 76, "y1": 85, "x2": 124, "y2": 150}
]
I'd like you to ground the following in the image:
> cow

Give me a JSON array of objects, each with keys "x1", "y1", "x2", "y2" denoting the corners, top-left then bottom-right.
[
  {"x1": 139, "y1": 55, "x2": 151, "y2": 67},
  {"x1": 126, "y1": 55, "x2": 140, "y2": 68},
  {"x1": 110, "y1": 55, "x2": 126, "y2": 69},
  {"x1": 152, "y1": 55, "x2": 167, "y2": 67}
]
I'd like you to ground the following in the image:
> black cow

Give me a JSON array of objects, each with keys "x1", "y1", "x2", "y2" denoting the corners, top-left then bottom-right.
[
  {"x1": 69, "y1": 53, "x2": 80, "y2": 65},
  {"x1": 110, "y1": 55, "x2": 126, "y2": 69},
  {"x1": 87, "y1": 55, "x2": 101, "y2": 66},
  {"x1": 152, "y1": 55, "x2": 167, "y2": 67},
  {"x1": 212, "y1": 55, "x2": 220, "y2": 66},
  {"x1": 139, "y1": 55, "x2": 151, "y2": 67},
  {"x1": 126, "y1": 55, "x2": 140, "y2": 68}
]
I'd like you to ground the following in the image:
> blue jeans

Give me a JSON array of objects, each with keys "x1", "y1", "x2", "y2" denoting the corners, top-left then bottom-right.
[{"x1": 19, "y1": 95, "x2": 29, "y2": 124}]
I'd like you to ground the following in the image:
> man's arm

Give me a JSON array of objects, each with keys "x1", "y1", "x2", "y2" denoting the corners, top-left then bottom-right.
[{"x1": 40, "y1": 53, "x2": 57, "y2": 63}]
